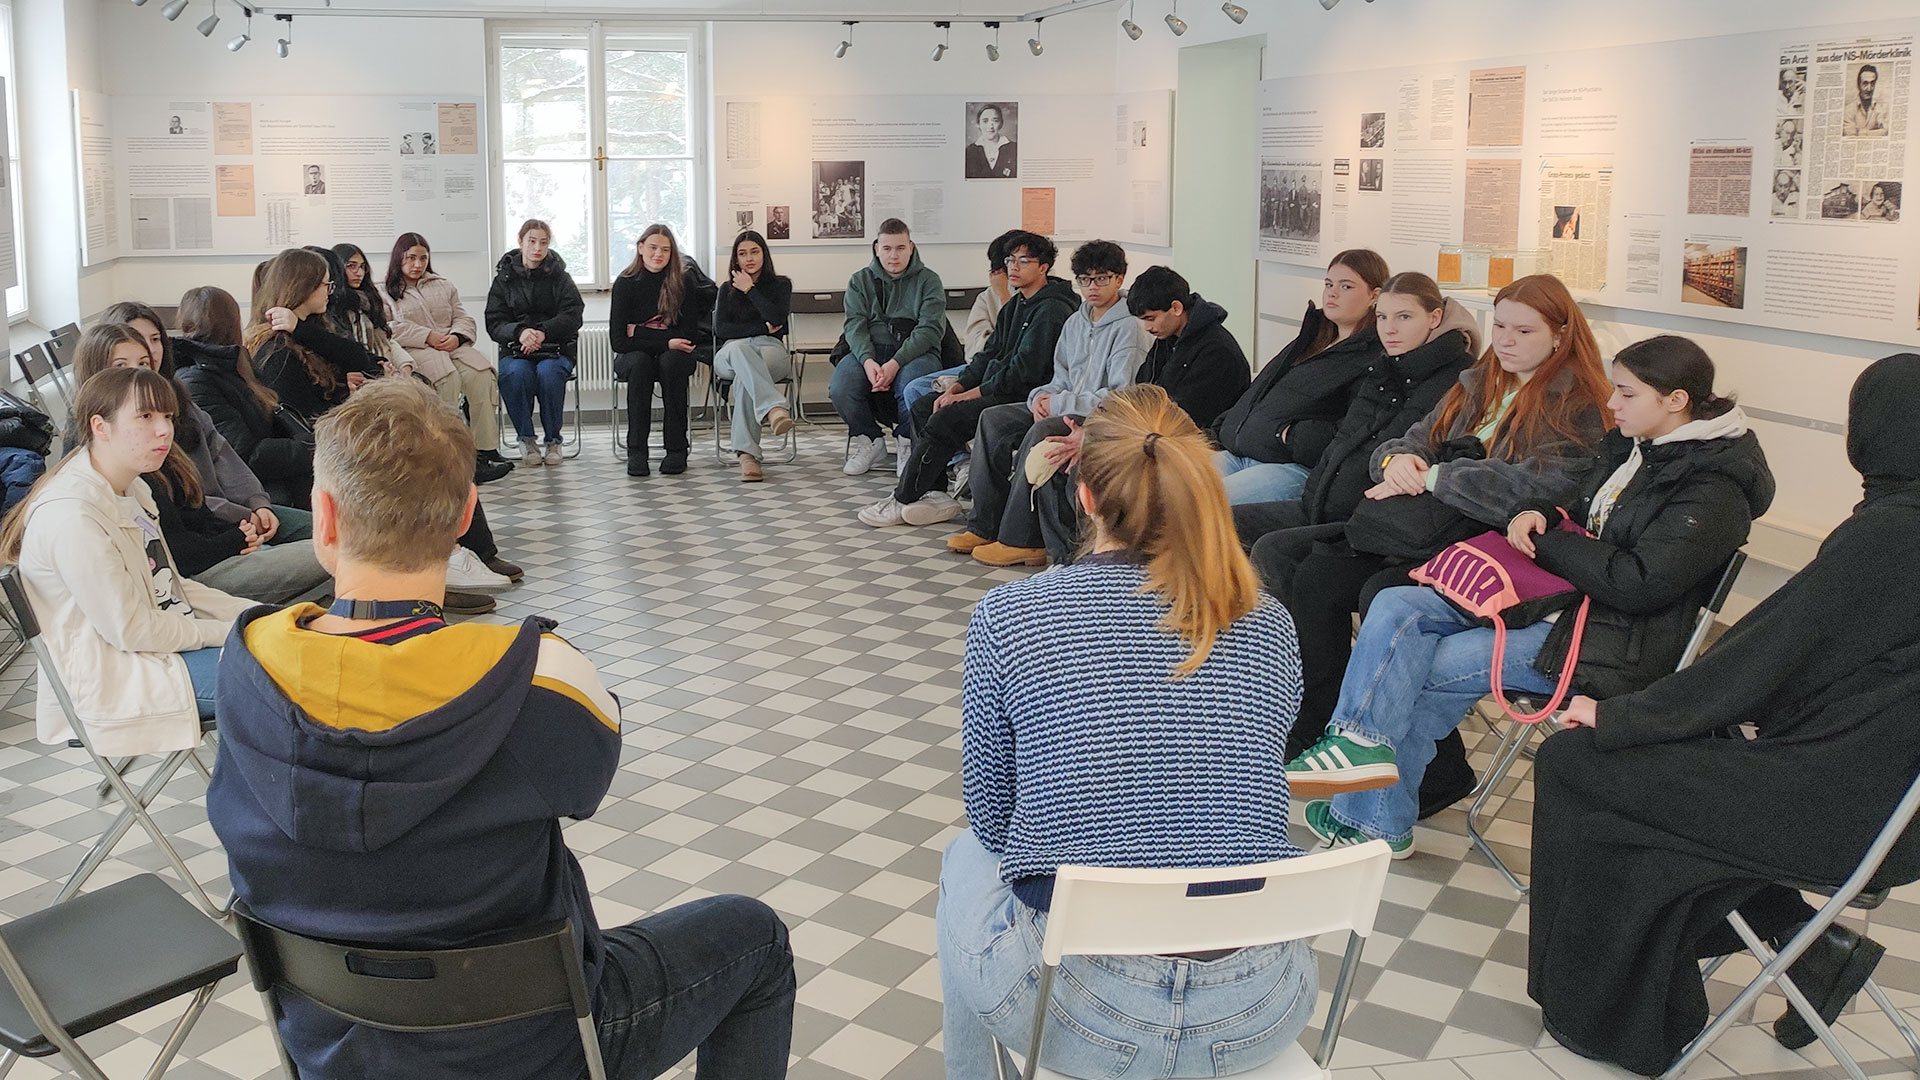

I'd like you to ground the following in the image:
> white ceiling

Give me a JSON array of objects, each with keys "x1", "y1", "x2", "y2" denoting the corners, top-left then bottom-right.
[{"x1": 244, "y1": 0, "x2": 1124, "y2": 22}]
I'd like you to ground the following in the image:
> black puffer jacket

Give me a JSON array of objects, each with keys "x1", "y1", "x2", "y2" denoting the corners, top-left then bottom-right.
[
  {"x1": 254, "y1": 317, "x2": 383, "y2": 425},
  {"x1": 176, "y1": 336, "x2": 312, "y2": 503},
  {"x1": 1527, "y1": 413, "x2": 1775, "y2": 698},
  {"x1": 485, "y1": 250, "x2": 585, "y2": 358},
  {"x1": 1211, "y1": 302, "x2": 1378, "y2": 467},
  {"x1": 1134, "y1": 297, "x2": 1251, "y2": 431},
  {"x1": 1300, "y1": 300, "x2": 1478, "y2": 525}
]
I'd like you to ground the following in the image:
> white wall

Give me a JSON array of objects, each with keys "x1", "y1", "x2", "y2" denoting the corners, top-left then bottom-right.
[
  {"x1": 1112, "y1": 0, "x2": 1920, "y2": 604},
  {"x1": 91, "y1": 5, "x2": 491, "y2": 312}
]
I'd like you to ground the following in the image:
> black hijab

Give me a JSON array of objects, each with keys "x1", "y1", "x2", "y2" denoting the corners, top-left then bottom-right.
[{"x1": 1849, "y1": 353, "x2": 1920, "y2": 506}]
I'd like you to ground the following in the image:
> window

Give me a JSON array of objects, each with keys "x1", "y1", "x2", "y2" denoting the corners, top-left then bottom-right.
[
  {"x1": 491, "y1": 25, "x2": 702, "y2": 289},
  {"x1": 0, "y1": 3, "x2": 25, "y2": 321}
]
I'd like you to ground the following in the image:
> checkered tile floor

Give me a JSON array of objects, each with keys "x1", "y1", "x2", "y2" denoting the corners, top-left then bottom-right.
[{"x1": 1, "y1": 424, "x2": 1917, "y2": 1080}]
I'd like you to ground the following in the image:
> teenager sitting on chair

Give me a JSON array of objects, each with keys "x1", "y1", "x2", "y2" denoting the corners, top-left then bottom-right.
[
  {"x1": 208, "y1": 378, "x2": 795, "y2": 1080},
  {"x1": 1, "y1": 366, "x2": 249, "y2": 756},
  {"x1": 938, "y1": 384, "x2": 1318, "y2": 1079},
  {"x1": 1528, "y1": 352, "x2": 1920, "y2": 1075},
  {"x1": 712, "y1": 229, "x2": 794, "y2": 483},
  {"x1": 1284, "y1": 336, "x2": 1772, "y2": 865}
]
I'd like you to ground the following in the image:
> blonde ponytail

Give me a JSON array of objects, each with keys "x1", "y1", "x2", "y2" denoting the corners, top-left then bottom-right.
[{"x1": 1076, "y1": 385, "x2": 1261, "y2": 676}]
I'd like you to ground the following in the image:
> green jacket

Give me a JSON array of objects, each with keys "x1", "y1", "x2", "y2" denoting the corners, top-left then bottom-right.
[
  {"x1": 843, "y1": 249, "x2": 947, "y2": 367},
  {"x1": 959, "y1": 276, "x2": 1078, "y2": 401}
]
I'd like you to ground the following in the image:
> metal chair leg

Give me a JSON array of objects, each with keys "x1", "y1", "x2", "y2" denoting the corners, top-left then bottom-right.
[
  {"x1": 1862, "y1": 977, "x2": 1920, "y2": 1061},
  {"x1": 1465, "y1": 720, "x2": 1538, "y2": 894}
]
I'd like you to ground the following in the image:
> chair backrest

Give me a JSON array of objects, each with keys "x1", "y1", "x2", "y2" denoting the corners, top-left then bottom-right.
[
  {"x1": 789, "y1": 290, "x2": 845, "y2": 315},
  {"x1": 1676, "y1": 550, "x2": 1747, "y2": 672},
  {"x1": 0, "y1": 569, "x2": 42, "y2": 643},
  {"x1": 1043, "y1": 842, "x2": 1393, "y2": 964},
  {"x1": 945, "y1": 286, "x2": 984, "y2": 311},
  {"x1": 231, "y1": 901, "x2": 595, "y2": 1033}
]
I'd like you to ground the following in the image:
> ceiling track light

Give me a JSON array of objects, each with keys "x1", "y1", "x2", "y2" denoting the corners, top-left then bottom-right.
[
  {"x1": 275, "y1": 12, "x2": 292, "y2": 57},
  {"x1": 1121, "y1": 0, "x2": 1143, "y2": 40},
  {"x1": 985, "y1": 21, "x2": 1000, "y2": 62},
  {"x1": 131, "y1": 0, "x2": 152, "y2": 7},
  {"x1": 161, "y1": 0, "x2": 190, "y2": 21},
  {"x1": 930, "y1": 21, "x2": 949, "y2": 62},
  {"x1": 1028, "y1": 17, "x2": 1044, "y2": 56},
  {"x1": 195, "y1": 0, "x2": 220, "y2": 37},
  {"x1": 1221, "y1": 2, "x2": 1248, "y2": 22},
  {"x1": 226, "y1": 3, "x2": 252, "y2": 51},
  {"x1": 1318, "y1": 0, "x2": 1341, "y2": 8},
  {"x1": 833, "y1": 21, "x2": 854, "y2": 58},
  {"x1": 1165, "y1": 1, "x2": 1187, "y2": 36}
]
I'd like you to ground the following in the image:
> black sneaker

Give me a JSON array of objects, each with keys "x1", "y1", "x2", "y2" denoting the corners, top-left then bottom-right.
[
  {"x1": 442, "y1": 590, "x2": 496, "y2": 616},
  {"x1": 659, "y1": 451, "x2": 688, "y2": 475},
  {"x1": 627, "y1": 455, "x2": 651, "y2": 477},
  {"x1": 475, "y1": 455, "x2": 513, "y2": 484},
  {"x1": 1772, "y1": 924, "x2": 1887, "y2": 1048}
]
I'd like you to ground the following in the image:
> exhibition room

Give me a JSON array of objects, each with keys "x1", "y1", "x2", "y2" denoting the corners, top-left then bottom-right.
[{"x1": 0, "y1": 0, "x2": 1917, "y2": 1077}]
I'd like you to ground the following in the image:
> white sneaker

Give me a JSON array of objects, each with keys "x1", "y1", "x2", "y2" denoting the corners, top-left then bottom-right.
[
  {"x1": 521, "y1": 438, "x2": 544, "y2": 465},
  {"x1": 893, "y1": 433, "x2": 908, "y2": 458},
  {"x1": 858, "y1": 496, "x2": 911, "y2": 527},
  {"x1": 543, "y1": 442, "x2": 563, "y2": 466},
  {"x1": 902, "y1": 492, "x2": 963, "y2": 526},
  {"x1": 446, "y1": 547, "x2": 513, "y2": 592},
  {"x1": 844, "y1": 435, "x2": 887, "y2": 476}
]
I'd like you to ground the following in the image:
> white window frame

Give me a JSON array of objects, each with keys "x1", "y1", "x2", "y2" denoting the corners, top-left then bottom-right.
[
  {"x1": 486, "y1": 21, "x2": 708, "y2": 292},
  {"x1": 0, "y1": 2, "x2": 27, "y2": 324}
]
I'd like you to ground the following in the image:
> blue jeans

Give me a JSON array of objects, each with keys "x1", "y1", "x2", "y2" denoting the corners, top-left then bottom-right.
[
  {"x1": 937, "y1": 831, "x2": 1317, "y2": 1080},
  {"x1": 829, "y1": 352, "x2": 949, "y2": 440},
  {"x1": 498, "y1": 354, "x2": 574, "y2": 445},
  {"x1": 1212, "y1": 452, "x2": 1309, "y2": 506},
  {"x1": 899, "y1": 365, "x2": 966, "y2": 439},
  {"x1": 268, "y1": 505, "x2": 312, "y2": 544},
  {"x1": 593, "y1": 894, "x2": 796, "y2": 1079},
  {"x1": 1328, "y1": 586, "x2": 1557, "y2": 844},
  {"x1": 182, "y1": 646, "x2": 220, "y2": 720}
]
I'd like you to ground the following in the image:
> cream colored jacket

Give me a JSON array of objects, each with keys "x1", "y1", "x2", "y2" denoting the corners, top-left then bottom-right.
[
  {"x1": 381, "y1": 273, "x2": 494, "y2": 383},
  {"x1": 18, "y1": 454, "x2": 249, "y2": 755}
]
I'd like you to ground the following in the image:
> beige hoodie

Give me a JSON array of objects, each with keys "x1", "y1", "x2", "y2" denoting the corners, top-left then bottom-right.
[{"x1": 382, "y1": 273, "x2": 495, "y2": 382}]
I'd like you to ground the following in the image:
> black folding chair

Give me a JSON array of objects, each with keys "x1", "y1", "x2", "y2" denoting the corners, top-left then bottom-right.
[
  {"x1": 1466, "y1": 551, "x2": 1748, "y2": 893},
  {"x1": 232, "y1": 901, "x2": 609, "y2": 1080},
  {"x1": 1662, "y1": 768, "x2": 1920, "y2": 1080},
  {"x1": 0, "y1": 874, "x2": 241, "y2": 1080},
  {"x1": 0, "y1": 570, "x2": 227, "y2": 919}
]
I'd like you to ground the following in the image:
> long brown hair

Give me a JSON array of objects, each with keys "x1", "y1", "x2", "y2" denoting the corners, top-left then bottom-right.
[
  {"x1": 179, "y1": 285, "x2": 279, "y2": 413},
  {"x1": 73, "y1": 324, "x2": 203, "y2": 508},
  {"x1": 0, "y1": 367, "x2": 181, "y2": 566},
  {"x1": 245, "y1": 248, "x2": 335, "y2": 394},
  {"x1": 1302, "y1": 248, "x2": 1392, "y2": 356},
  {"x1": 1076, "y1": 384, "x2": 1261, "y2": 677},
  {"x1": 1425, "y1": 274, "x2": 1612, "y2": 458},
  {"x1": 620, "y1": 223, "x2": 686, "y2": 324},
  {"x1": 100, "y1": 301, "x2": 202, "y2": 456}
]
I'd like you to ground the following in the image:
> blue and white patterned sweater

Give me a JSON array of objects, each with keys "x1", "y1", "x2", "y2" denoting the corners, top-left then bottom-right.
[{"x1": 961, "y1": 554, "x2": 1306, "y2": 909}]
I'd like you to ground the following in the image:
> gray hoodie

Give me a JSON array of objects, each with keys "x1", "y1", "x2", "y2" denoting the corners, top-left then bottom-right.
[{"x1": 1026, "y1": 293, "x2": 1150, "y2": 417}]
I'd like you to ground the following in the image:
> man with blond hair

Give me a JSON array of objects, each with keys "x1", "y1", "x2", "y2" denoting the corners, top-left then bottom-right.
[{"x1": 208, "y1": 379, "x2": 795, "y2": 1080}]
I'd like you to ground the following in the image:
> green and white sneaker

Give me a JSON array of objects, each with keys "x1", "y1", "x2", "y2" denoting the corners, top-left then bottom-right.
[
  {"x1": 1285, "y1": 731, "x2": 1401, "y2": 798},
  {"x1": 1303, "y1": 800, "x2": 1414, "y2": 860}
]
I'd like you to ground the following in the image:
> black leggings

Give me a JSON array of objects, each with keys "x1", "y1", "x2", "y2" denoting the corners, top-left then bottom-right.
[
  {"x1": 619, "y1": 350, "x2": 699, "y2": 456},
  {"x1": 458, "y1": 500, "x2": 497, "y2": 562}
]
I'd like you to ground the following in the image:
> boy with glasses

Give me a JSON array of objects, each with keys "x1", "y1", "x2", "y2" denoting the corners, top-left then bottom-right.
[{"x1": 946, "y1": 240, "x2": 1147, "y2": 564}]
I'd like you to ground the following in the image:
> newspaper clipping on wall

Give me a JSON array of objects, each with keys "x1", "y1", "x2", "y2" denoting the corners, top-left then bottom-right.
[
  {"x1": 1537, "y1": 157, "x2": 1613, "y2": 291},
  {"x1": 1783, "y1": 35, "x2": 1909, "y2": 225}
]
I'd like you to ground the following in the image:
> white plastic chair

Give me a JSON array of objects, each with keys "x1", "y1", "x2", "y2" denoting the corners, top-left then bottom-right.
[{"x1": 993, "y1": 841, "x2": 1393, "y2": 1080}]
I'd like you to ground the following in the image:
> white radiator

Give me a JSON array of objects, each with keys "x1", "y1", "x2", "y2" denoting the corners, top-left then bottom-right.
[{"x1": 575, "y1": 324, "x2": 614, "y2": 395}]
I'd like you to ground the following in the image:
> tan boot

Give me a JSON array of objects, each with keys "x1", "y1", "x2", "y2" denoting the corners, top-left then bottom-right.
[
  {"x1": 972, "y1": 542, "x2": 1048, "y2": 567},
  {"x1": 766, "y1": 406, "x2": 794, "y2": 436},
  {"x1": 947, "y1": 530, "x2": 994, "y2": 553},
  {"x1": 738, "y1": 453, "x2": 764, "y2": 482}
]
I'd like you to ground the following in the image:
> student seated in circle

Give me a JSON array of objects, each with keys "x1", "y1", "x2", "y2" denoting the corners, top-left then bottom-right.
[
  {"x1": 1209, "y1": 249, "x2": 1389, "y2": 505},
  {"x1": 3, "y1": 366, "x2": 250, "y2": 755},
  {"x1": 486, "y1": 218, "x2": 585, "y2": 467},
  {"x1": 610, "y1": 223, "x2": 717, "y2": 478},
  {"x1": 711, "y1": 229, "x2": 795, "y2": 483},
  {"x1": 938, "y1": 384, "x2": 1318, "y2": 1080},
  {"x1": 1283, "y1": 336, "x2": 1773, "y2": 866}
]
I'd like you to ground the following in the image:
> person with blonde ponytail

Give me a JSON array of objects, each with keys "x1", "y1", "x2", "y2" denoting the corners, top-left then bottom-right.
[
  {"x1": 1, "y1": 366, "x2": 251, "y2": 757},
  {"x1": 937, "y1": 383, "x2": 1318, "y2": 1080}
]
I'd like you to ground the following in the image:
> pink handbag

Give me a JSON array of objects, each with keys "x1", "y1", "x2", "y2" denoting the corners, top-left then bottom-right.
[{"x1": 1408, "y1": 522, "x2": 1592, "y2": 722}]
